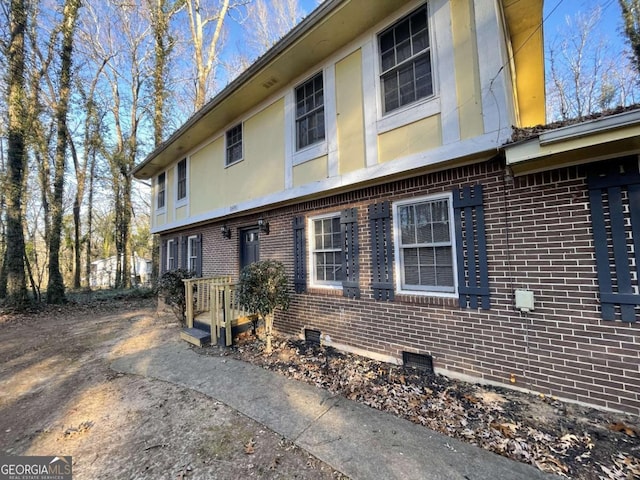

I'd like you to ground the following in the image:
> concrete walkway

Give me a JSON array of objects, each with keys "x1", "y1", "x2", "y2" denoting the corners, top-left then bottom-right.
[{"x1": 111, "y1": 341, "x2": 558, "y2": 480}]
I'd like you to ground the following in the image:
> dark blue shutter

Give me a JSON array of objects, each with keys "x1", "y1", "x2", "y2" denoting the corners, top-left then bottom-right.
[
  {"x1": 171, "y1": 237, "x2": 179, "y2": 271},
  {"x1": 293, "y1": 217, "x2": 306, "y2": 293},
  {"x1": 341, "y1": 208, "x2": 360, "y2": 299},
  {"x1": 369, "y1": 201, "x2": 394, "y2": 301},
  {"x1": 160, "y1": 239, "x2": 167, "y2": 274},
  {"x1": 195, "y1": 234, "x2": 203, "y2": 277},
  {"x1": 180, "y1": 236, "x2": 187, "y2": 269},
  {"x1": 453, "y1": 185, "x2": 490, "y2": 309},
  {"x1": 588, "y1": 158, "x2": 640, "y2": 322}
]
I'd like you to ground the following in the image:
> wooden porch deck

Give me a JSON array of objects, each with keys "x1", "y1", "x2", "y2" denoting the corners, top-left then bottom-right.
[{"x1": 181, "y1": 276, "x2": 255, "y2": 347}]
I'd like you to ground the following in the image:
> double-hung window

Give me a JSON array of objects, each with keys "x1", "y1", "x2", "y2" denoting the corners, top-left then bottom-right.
[
  {"x1": 177, "y1": 158, "x2": 187, "y2": 201},
  {"x1": 166, "y1": 238, "x2": 176, "y2": 271},
  {"x1": 310, "y1": 215, "x2": 343, "y2": 286},
  {"x1": 379, "y1": 4, "x2": 433, "y2": 114},
  {"x1": 157, "y1": 172, "x2": 166, "y2": 209},
  {"x1": 226, "y1": 124, "x2": 243, "y2": 165},
  {"x1": 295, "y1": 73, "x2": 325, "y2": 150},
  {"x1": 395, "y1": 195, "x2": 455, "y2": 293},
  {"x1": 187, "y1": 235, "x2": 198, "y2": 272}
]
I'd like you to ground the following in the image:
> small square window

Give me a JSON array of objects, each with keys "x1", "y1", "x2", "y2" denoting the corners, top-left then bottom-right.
[{"x1": 226, "y1": 124, "x2": 243, "y2": 165}]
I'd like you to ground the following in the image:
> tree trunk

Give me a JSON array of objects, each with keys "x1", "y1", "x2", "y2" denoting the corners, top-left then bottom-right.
[
  {"x1": 47, "y1": 0, "x2": 81, "y2": 303},
  {"x1": 1, "y1": 0, "x2": 30, "y2": 307}
]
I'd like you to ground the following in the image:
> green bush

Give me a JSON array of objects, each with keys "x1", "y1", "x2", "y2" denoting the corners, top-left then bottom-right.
[
  {"x1": 237, "y1": 260, "x2": 290, "y2": 353},
  {"x1": 156, "y1": 268, "x2": 194, "y2": 325}
]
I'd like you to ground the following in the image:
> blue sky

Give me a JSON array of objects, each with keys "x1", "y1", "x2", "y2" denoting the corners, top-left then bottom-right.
[{"x1": 543, "y1": 0, "x2": 627, "y2": 50}]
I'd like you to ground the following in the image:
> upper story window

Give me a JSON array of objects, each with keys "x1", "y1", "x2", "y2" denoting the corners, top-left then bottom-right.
[
  {"x1": 295, "y1": 72, "x2": 325, "y2": 150},
  {"x1": 226, "y1": 123, "x2": 243, "y2": 166},
  {"x1": 177, "y1": 158, "x2": 187, "y2": 201},
  {"x1": 310, "y1": 214, "x2": 343, "y2": 286},
  {"x1": 379, "y1": 4, "x2": 433, "y2": 114},
  {"x1": 394, "y1": 195, "x2": 455, "y2": 294},
  {"x1": 157, "y1": 172, "x2": 166, "y2": 210}
]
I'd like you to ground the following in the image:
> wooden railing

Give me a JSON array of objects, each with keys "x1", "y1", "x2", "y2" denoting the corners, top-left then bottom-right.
[{"x1": 183, "y1": 276, "x2": 254, "y2": 346}]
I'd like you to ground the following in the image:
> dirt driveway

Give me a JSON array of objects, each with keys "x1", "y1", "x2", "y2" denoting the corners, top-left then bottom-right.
[{"x1": 0, "y1": 297, "x2": 344, "y2": 479}]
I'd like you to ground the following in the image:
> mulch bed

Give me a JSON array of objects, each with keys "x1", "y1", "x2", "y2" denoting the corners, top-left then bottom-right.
[{"x1": 195, "y1": 334, "x2": 640, "y2": 480}]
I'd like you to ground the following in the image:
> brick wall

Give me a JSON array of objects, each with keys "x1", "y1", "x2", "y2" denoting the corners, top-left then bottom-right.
[{"x1": 161, "y1": 157, "x2": 640, "y2": 414}]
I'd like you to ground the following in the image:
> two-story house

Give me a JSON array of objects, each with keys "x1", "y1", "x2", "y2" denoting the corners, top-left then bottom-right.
[{"x1": 133, "y1": 0, "x2": 640, "y2": 415}]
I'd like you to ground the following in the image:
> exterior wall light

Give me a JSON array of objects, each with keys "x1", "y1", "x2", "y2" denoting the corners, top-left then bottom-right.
[
  {"x1": 258, "y1": 217, "x2": 270, "y2": 235},
  {"x1": 221, "y1": 224, "x2": 231, "y2": 239}
]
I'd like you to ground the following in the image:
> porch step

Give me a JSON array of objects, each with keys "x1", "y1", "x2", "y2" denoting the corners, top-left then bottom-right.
[{"x1": 180, "y1": 327, "x2": 211, "y2": 347}]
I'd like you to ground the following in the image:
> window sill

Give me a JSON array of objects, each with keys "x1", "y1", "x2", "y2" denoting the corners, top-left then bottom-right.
[
  {"x1": 395, "y1": 292, "x2": 459, "y2": 308},
  {"x1": 175, "y1": 198, "x2": 188, "y2": 208},
  {"x1": 377, "y1": 95, "x2": 440, "y2": 134},
  {"x1": 293, "y1": 141, "x2": 327, "y2": 166},
  {"x1": 225, "y1": 158, "x2": 244, "y2": 168},
  {"x1": 307, "y1": 285, "x2": 343, "y2": 296},
  {"x1": 155, "y1": 207, "x2": 167, "y2": 215}
]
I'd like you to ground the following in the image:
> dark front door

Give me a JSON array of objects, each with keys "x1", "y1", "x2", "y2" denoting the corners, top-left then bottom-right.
[{"x1": 240, "y1": 228, "x2": 260, "y2": 271}]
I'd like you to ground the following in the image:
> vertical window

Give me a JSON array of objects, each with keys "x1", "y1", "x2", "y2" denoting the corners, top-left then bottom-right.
[
  {"x1": 166, "y1": 239, "x2": 176, "y2": 271},
  {"x1": 157, "y1": 172, "x2": 166, "y2": 209},
  {"x1": 379, "y1": 4, "x2": 433, "y2": 114},
  {"x1": 187, "y1": 235, "x2": 198, "y2": 272},
  {"x1": 295, "y1": 72, "x2": 325, "y2": 150},
  {"x1": 396, "y1": 196, "x2": 455, "y2": 293},
  {"x1": 311, "y1": 215, "x2": 343, "y2": 285},
  {"x1": 177, "y1": 158, "x2": 187, "y2": 201},
  {"x1": 226, "y1": 124, "x2": 243, "y2": 165}
]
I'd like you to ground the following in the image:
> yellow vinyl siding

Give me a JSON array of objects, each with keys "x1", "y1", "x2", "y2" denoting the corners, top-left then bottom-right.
[
  {"x1": 189, "y1": 139, "x2": 224, "y2": 216},
  {"x1": 451, "y1": 0, "x2": 483, "y2": 139},
  {"x1": 293, "y1": 155, "x2": 328, "y2": 187},
  {"x1": 335, "y1": 49, "x2": 366, "y2": 174},
  {"x1": 189, "y1": 99, "x2": 285, "y2": 215},
  {"x1": 378, "y1": 115, "x2": 442, "y2": 163}
]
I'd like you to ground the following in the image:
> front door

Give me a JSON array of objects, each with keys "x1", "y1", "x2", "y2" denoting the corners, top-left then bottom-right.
[{"x1": 240, "y1": 228, "x2": 260, "y2": 271}]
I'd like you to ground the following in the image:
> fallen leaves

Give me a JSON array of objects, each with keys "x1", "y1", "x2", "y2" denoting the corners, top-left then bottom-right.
[{"x1": 214, "y1": 335, "x2": 640, "y2": 480}]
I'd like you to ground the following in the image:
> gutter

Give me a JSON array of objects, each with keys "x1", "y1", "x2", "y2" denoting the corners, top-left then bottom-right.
[{"x1": 132, "y1": 0, "x2": 345, "y2": 177}]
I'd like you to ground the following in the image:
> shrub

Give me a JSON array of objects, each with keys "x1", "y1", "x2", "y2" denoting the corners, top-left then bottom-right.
[
  {"x1": 237, "y1": 260, "x2": 290, "y2": 353},
  {"x1": 156, "y1": 268, "x2": 194, "y2": 325}
]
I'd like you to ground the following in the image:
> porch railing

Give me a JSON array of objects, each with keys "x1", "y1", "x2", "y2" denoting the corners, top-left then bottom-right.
[{"x1": 183, "y1": 276, "x2": 254, "y2": 346}]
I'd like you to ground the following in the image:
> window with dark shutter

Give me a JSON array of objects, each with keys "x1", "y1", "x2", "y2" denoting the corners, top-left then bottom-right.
[
  {"x1": 341, "y1": 208, "x2": 360, "y2": 299},
  {"x1": 293, "y1": 217, "x2": 306, "y2": 293},
  {"x1": 453, "y1": 185, "x2": 490, "y2": 309},
  {"x1": 369, "y1": 201, "x2": 394, "y2": 301},
  {"x1": 588, "y1": 158, "x2": 640, "y2": 322}
]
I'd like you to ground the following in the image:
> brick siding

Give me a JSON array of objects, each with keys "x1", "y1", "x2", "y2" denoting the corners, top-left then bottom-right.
[{"x1": 161, "y1": 157, "x2": 640, "y2": 415}]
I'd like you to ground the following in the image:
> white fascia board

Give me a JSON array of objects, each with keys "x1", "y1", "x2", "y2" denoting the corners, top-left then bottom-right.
[
  {"x1": 539, "y1": 109, "x2": 640, "y2": 146},
  {"x1": 150, "y1": 131, "x2": 505, "y2": 234}
]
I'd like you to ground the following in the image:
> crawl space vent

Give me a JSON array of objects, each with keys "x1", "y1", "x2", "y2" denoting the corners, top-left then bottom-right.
[
  {"x1": 304, "y1": 328, "x2": 321, "y2": 345},
  {"x1": 402, "y1": 351, "x2": 434, "y2": 374}
]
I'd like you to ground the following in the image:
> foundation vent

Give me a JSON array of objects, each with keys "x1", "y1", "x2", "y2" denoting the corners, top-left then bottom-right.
[
  {"x1": 304, "y1": 328, "x2": 321, "y2": 345},
  {"x1": 402, "y1": 351, "x2": 434, "y2": 374}
]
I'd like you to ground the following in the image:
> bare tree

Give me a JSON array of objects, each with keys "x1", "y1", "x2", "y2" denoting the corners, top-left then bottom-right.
[
  {"x1": 0, "y1": 0, "x2": 30, "y2": 307},
  {"x1": 185, "y1": 0, "x2": 231, "y2": 110},
  {"x1": 546, "y1": 6, "x2": 640, "y2": 121},
  {"x1": 619, "y1": 0, "x2": 640, "y2": 74},
  {"x1": 46, "y1": 0, "x2": 81, "y2": 303}
]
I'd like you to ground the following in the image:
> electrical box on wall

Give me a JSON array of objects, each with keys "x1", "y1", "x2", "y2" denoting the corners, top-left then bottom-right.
[{"x1": 515, "y1": 289, "x2": 535, "y2": 312}]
